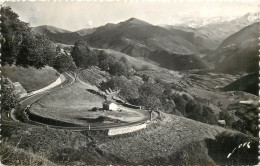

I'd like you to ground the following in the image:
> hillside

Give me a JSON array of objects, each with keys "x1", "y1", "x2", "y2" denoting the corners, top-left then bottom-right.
[
  {"x1": 101, "y1": 49, "x2": 158, "y2": 70},
  {"x1": 205, "y1": 22, "x2": 259, "y2": 74},
  {"x1": 75, "y1": 27, "x2": 96, "y2": 36},
  {"x1": 148, "y1": 50, "x2": 213, "y2": 71},
  {"x1": 2, "y1": 65, "x2": 59, "y2": 91},
  {"x1": 4, "y1": 111, "x2": 257, "y2": 165},
  {"x1": 32, "y1": 18, "x2": 201, "y2": 56},
  {"x1": 161, "y1": 25, "x2": 216, "y2": 54},
  {"x1": 31, "y1": 13, "x2": 259, "y2": 56},
  {"x1": 31, "y1": 25, "x2": 71, "y2": 34},
  {"x1": 222, "y1": 73, "x2": 258, "y2": 95},
  {"x1": 84, "y1": 18, "x2": 198, "y2": 56}
]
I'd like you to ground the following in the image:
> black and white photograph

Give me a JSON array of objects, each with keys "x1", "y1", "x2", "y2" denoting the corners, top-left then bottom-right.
[{"x1": 1, "y1": 1, "x2": 259, "y2": 165}]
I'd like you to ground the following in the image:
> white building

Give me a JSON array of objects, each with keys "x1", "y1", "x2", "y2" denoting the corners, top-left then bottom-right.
[{"x1": 103, "y1": 101, "x2": 118, "y2": 111}]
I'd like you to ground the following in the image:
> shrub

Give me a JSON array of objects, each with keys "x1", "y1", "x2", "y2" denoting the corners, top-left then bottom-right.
[
  {"x1": 1, "y1": 78, "x2": 19, "y2": 112},
  {"x1": 109, "y1": 61, "x2": 128, "y2": 76}
]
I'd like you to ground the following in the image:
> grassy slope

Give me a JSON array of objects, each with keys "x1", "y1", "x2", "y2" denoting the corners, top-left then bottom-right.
[
  {"x1": 2, "y1": 113, "x2": 237, "y2": 165},
  {"x1": 30, "y1": 82, "x2": 106, "y2": 125},
  {"x1": 2, "y1": 66, "x2": 59, "y2": 91},
  {"x1": 95, "y1": 113, "x2": 228, "y2": 165},
  {"x1": 222, "y1": 73, "x2": 258, "y2": 95},
  {"x1": 77, "y1": 67, "x2": 110, "y2": 87},
  {"x1": 102, "y1": 49, "x2": 158, "y2": 70},
  {"x1": 1, "y1": 125, "x2": 115, "y2": 165}
]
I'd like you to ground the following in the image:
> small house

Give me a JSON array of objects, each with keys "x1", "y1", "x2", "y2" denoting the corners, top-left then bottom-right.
[
  {"x1": 103, "y1": 101, "x2": 118, "y2": 111},
  {"x1": 218, "y1": 120, "x2": 226, "y2": 127}
]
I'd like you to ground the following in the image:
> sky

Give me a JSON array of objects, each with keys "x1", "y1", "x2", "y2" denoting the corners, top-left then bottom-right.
[{"x1": 4, "y1": 1, "x2": 259, "y2": 31}]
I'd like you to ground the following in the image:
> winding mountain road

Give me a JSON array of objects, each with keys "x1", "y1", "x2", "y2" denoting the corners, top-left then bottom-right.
[{"x1": 6, "y1": 72, "x2": 151, "y2": 131}]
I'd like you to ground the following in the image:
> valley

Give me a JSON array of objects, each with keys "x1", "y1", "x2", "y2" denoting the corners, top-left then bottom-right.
[{"x1": 1, "y1": 5, "x2": 259, "y2": 165}]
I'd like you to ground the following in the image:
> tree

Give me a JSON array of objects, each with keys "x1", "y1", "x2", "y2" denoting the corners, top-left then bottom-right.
[
  {"x1": 1, "y1": 7, "x2": 56, "y2": 68},
  {"x1": 1, "y1": 7, "x2": 30, "y2": 66},
  {"x1": 53, "y1": 54, "x2": 76, "y2": 72},
  {"x1": 99, "y1": 76, "x2": 140, "y2": 101},
  {"x1": 138, "y1": 82, "x2": 164, "y2": 109},
  {"x1": 97, "y1": 50, "x2": 114, "y2": 71},
  {"x1": 1, "y1": 78, "x2": 19, "y2": 112},
  {"x1": 109, "y1": 61, "x2": 128, "y2": 76},
  {"x1": 16, "y1": 34, "x2": 55, "y2": 68},
  {"x1": 71, "y1": 40, "x2": 98, "y2": 68}
]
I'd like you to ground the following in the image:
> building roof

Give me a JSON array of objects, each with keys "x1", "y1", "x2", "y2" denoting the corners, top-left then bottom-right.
[{"x1": 218, "y1": 120, "x2": 226, "y2": 125}]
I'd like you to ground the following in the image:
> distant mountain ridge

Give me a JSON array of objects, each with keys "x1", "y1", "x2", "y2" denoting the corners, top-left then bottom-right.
[
  {"x1": 32, "y1": 25, "x2": 71, "y2": 35},
  {"x1": 75, "y1": 28, "x2": 96, "y2": 36},
  {"x1": 32, "y1": 13, "x2": 258, "y2": 55},
  {"x1": 205, "y1": 22, "x2": 259, "y2": 74},
  {"x1": 175, "y1": 12, "x2": 258, "y2": 28},
  {"x1": 83, "y1": 18, "x2": 198, "y2": 56},
  {"x1": 161, "y1": 13, "x2": 259, "y2": 50},
  {"x1": 31, "y1": 15, "x2": 258, "y2": 72}
]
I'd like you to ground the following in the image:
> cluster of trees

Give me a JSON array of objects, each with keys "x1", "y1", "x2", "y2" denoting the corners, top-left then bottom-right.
[
  {"x1": 100, "y1": 75, "x2": 142, "y2": 101},
  {"x1": 232, "y1": 106, "x2": 258, "y2": 137},
  {"x1": 1, "y1": 7, "x2": 78, "y2": 113},
  {"x1": 1, "y1": 7, "x2": 56, "y2": 69},
  {"x1": 53, "y1": 47, "x2": 77, "y2": 72},
  {"x1": 100, "y1": 73, "x2": 218, "y2": 125},
  {"x1": 71, "y1": 40, "x2": 129, "y2": 76}
]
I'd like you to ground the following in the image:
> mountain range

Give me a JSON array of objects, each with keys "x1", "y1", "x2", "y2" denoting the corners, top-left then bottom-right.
[
  {"x1": 31, "y1": 14, "x2": 258, "y2": 73},
  {"x1": 32, "y1": 13, "x2": 258, "y2": 53},
  {"x1": 161, "y1": 13, "x2": 259, "y2": 51}
]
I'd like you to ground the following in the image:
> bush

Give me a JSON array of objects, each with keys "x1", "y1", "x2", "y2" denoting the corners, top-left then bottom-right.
[{"x1": 1, "y1": 78, "x2": 19, "y2": 112}]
